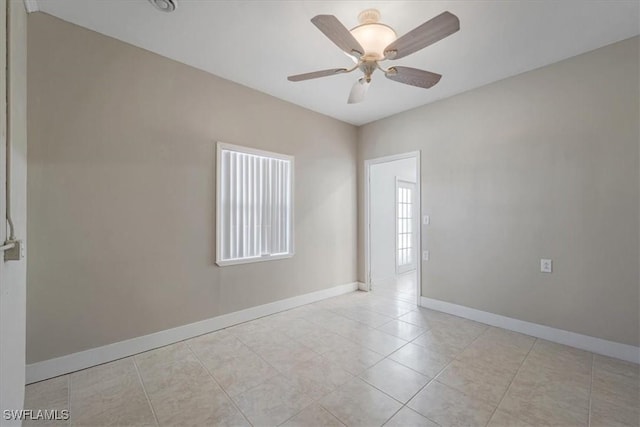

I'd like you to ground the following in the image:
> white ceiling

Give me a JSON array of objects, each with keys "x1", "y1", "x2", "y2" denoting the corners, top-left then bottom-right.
[{"x1": 33, "y1": 0, "x2": 639, "y2": 125}]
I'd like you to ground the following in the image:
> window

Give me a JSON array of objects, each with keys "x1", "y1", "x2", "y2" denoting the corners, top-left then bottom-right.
[
  {"x1": 216, "y1": 142, "x2": 294, "y2": 266},
  {"x1": 396, "y1": 179, "x2": 416, "y2": 274}
]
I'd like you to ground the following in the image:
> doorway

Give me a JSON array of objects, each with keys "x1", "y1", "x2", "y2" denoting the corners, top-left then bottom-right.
[{"x1": 365, "y1": 152, "x2": 420, "y2": 305}]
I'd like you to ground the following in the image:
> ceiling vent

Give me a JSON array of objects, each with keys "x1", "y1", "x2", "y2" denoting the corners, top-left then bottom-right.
[{"x1": 149, "y1": 0, "x2": 176, "y2": 12}]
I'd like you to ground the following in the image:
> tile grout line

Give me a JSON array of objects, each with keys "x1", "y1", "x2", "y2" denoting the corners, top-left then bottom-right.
[
  {"x1": 337, "y1": 296, "x2": 429, "y2": 353},
  {"x1": 390, "y1": 322, "x2": 488, "y2": 385},
  {"x1": 281, "y1": 317, "x2": 412, "y2": 425},
  {"x1": 277, "y1": 387, "x2": 346, "y2": 427},
  {"x1": 229, "y1": 325, "x2": 314, "y2": 387},
  {"x1": 329, "y1": 305, "x2": 395, "y2": 327},
  {"x1": 280, "y1": 294, "x2": 422, "y2": 426},
  {"x1": 380, "y1": 322, "x2": 494, "y2": 426},
  {"x1": 315, "y1": 394, "x2": 350, "y2": 427},
  {"x1": 313, "y1": 376, "x2": 398, "y2": 427},
  {"x1": 228, "y1": 332, "x2": 328, "y2": 427},
  {"x1": 433, "y1": 324, "x2": 491, "y2": 379},
  {"x1": 184, "y1": 340, "x2": 255, "y2": 427},
  {"x1": 380, "y1": 322, "x2": 504, "y2": 425},
  {"x1": 374, "y1": 319, "x2": 426, "y2": 341},
  {"x1": 483, "y1": 337, "x2": 538, "y2": 426},
  {"x1": 417, "y1": 324, "x2": 494, "y2": 426},
  {"x1": 366, "y1": 307, "x2": 460, "y2": 425},
  {"x1": 332, "y1": 296, "x2": 415, "y2": 320},
  {"x1": 305, "y1": 319, "x2": 403, "y2": 357},
  {"x1": 378, "y1": 404, "x2": 408, "y2": 426},
  {"x1": 587, "y1": 352, "x2": 594, "y2": 427},
  {"x1": 255, "y1": 325, "x2": 354, "y2": 427},
  {"x1": 275, "y1": 377, "x2": 347, "y2": 427},
  {"x1": 132, "y1": 357, "x2": 160, "y2": 427}
]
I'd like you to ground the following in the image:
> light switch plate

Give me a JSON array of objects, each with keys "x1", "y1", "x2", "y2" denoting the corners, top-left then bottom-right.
[
  {"x1": 540, "y1": 259, "x2": 552, "y2": 273},
  {"x1": 423, "y1": 215, "x2": 430, "y2": 225},
  {"x1": 423, "y1": 250, "x2": 429, "y2": 261}
]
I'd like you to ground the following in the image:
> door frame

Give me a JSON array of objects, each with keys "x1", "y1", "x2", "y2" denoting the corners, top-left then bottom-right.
[{"x1": 364, "y1": 151, "x2": 421, "y2": 305}]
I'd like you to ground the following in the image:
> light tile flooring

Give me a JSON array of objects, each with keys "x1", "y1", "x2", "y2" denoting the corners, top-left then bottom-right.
[{"x1": 25, "y1": 274, "x2": 639, "y2": 426}]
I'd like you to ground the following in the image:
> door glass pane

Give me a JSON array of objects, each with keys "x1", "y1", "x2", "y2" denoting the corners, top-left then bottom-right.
[{"x1": 396, "y1": 181, "x2": 416, "y2": 270}]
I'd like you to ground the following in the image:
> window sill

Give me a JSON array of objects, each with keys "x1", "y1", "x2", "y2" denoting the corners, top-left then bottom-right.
[{"x1": 216, "y1": 253, "x2": 294, "y2": 267}]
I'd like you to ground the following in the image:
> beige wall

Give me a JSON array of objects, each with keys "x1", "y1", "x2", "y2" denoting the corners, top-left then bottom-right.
[
  {"x1": 27, "y1": 13, "x2": 357, "y2": 363},
  {"x1": 1, "y1": 0, "x2": 28, "y2": 416},
  {"x1": 27, "y1": 10, "x2": 639, "y2": 364},
  {"x1": 358, "y1": 36, "x2": 640, "y2": 346}
]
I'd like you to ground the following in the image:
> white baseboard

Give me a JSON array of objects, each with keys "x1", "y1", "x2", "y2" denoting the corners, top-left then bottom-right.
[
  {"x1": 420, "y1": 297, "x2": 640, "y2": 364},
  {"x1": 26, "y1": 281, "x2": 361, "y2": 384}
]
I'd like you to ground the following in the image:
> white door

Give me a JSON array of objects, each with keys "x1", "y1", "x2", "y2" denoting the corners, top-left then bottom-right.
[{"x1": 396, "y1": 180, "x2": 417, "y2": 274}]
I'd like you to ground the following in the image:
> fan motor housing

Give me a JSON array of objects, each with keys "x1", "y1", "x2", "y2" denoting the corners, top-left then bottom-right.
[{"x1": 358, "y1": 61, "x2": 378, "y2": 81}]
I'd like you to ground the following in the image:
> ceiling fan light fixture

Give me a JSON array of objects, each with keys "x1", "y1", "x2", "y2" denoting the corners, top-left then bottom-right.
[
  {"x1": 350, "y1": 23, "x2": 396, "y2": 61},
  {"x1": 349, "y1": 9, "x2": 396, "y2": 61},
  {"x1": 289, "y1": 9, "x2": 460, "y2": 103}
]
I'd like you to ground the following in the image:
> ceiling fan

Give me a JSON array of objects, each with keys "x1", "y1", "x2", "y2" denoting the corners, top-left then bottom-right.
[{"x1": 288, "y1": 9, "x2": 460, "y2": 104}]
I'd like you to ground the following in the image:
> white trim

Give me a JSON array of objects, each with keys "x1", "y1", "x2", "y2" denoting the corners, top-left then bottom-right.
[
  {"x1": 420, "y1": 297, "x2": 640, "y2": 364},
  {"x1": 366, "y1": 151, "x2": 420, "y2": 165},
  {"x1": 23, "y1": 0, "x2": 39, "y2": 13},
  {"x1": 415, "y1": 153, "x2": 422, "y2": 306},
  {"x1": 26, "y1": 281, "x2": 360, "y2": 384},
  {"x1": 364, "y1": 151, "x2": 421, "y2": 306},
  {"x1": 217, "y1": 142, "x2": 294, "y2": 162},
  {"x1": 216, "y1": 253, "x2": 293, "y2": 267}
]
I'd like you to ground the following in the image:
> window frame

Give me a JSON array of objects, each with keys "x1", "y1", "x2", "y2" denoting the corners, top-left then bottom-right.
[
  {"x1": 395, "y1": 178, "x2": 417, "y2": 274},
  {"x1": 215, "y1": 142, "x2": 295, "y2": 267}
]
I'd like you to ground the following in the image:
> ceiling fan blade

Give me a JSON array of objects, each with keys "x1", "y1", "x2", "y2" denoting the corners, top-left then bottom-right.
[
  {"x1": 385, "y1": 66, "x2": 442, "y2": 89},
  {"x1": 347, "y1": 78, "x2": 370, "y2": 104},
  {"x1": 384, "y1": 11, "x2": 459, "y2": 60},
  {"x1": 288, "y1": 68, "x2": 349, "y2": 82},
  {"x1": 311, "y1": 15, "x2": 364, "y2": 57}
]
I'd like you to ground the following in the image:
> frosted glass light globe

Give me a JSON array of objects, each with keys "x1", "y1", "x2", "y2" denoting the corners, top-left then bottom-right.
[{"x1": 350, "y1": 23, "x2": 397, "y2": 61}]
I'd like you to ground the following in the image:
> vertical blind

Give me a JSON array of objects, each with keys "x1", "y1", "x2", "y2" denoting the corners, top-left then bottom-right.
[{"x1": 218, "y1": 146, "x2": 293, "y2": 264}]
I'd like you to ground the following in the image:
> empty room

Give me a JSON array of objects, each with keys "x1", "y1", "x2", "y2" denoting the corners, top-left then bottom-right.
[{"x1": 0, "y1": 0, "x2": 638, "y2": 426}]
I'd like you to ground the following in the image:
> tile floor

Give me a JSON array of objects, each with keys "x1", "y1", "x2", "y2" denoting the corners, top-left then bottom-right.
[{"x1": 25, "y1": 274, "x2": 639, "y2": 426}]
